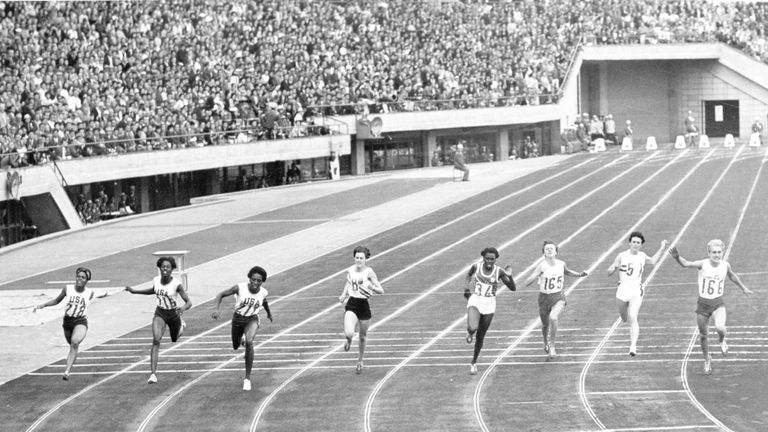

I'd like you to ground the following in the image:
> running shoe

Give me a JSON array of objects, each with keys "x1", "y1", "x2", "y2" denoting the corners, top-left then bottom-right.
[
  {"x1": 548, "y1": 345, "x2": 557, "y2": 359},
  {"x1": 704, "y1": 356, "x2": 712, "y2": 375},
  {"x1": 243, "y1": 378, "x2": 251, "y2": 391},
  {"x1": 469, "y1": 364, "x2": 478, "y2": 375},
  {"x1": 466, "y1": 333, "x2": 473, "y2": 344},
  {"x1": 344, "y1": 338, "x2": 351, "y2": 352},
  {"x1": 356, "y1": 362, "x2": 363, "y2": 374},
  {"x1": 628, "y1": 344, "x2": 637, "y2": 357},
  {"x1": 148, "y1": 373, "x2": 158, "y2": 384},
  {"x1": 62, "y1": 374, "x2": 70, "y2": 381},
  {"x1": 720, "y1": 340, "x2": 728, "y2": 356},
  {"x1": 544, "y1": 343, "x2": 550, "y2": 354}
]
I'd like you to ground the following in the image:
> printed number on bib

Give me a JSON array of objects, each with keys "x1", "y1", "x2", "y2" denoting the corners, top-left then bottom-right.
[
  {"x1": 239, "y1": 298, "x2": 261, "y2": 316},
  {"x1": 621, "y1": 263, "x2": 643, "y2": 279},
  {"x1": 544, "y1": 276, "x2": 563, "y2": 291},
  {"x1": 351, "y1": 278, "x2": 371, "y2": 297},
  {"x1": 66, "y1": 300, "x2": 85, "y2": 317},
  {"x1": 474, "y1": 282, "x2": 495, "y2": 297},
  {"x1": 701, "y1": 278, "x2": 724, "y2": 297}
]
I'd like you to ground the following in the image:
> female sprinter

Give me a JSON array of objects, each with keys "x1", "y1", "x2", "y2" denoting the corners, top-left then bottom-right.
[
  {"x1": 607, "y1": 231, "x2": 667, "y2": 356},
  {"x1": 464, "y1": 247, "x2": 516, "y2": 375},
  {"x1": 212, "y1": 265, "x2": 273, "y2": 391},
  {"x1": 338, "y1": 246, "x2": 384, "y2": 374},
  {"x1": 524, "y1": 241, "x2": 588, "y2": 359},
  {"x1": 125, "y1": 256, "x2": 192, "y2": 384},
  {"x1": 668, "y1": 240, "x2": 752, "y2": 374},
  {"x1": 34, "y1": 267, "x2": 96, "y2": 380}
]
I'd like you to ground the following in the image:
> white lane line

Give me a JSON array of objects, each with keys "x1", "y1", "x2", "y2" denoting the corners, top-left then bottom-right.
[
  {"x1": 679, "y1": 144, "x2": 768, "y2": 432},
  {"x1": 27, "y1": 156, "x2": 598, "y2": 432},
  {"x1": 579, "y1": 145, "x2": 746, "y2": 431},
  {"x1": 23, "y1": 322, "x2": 228, "y2": 432},
  {"x1": 50, "y1": 346, "x2": 768, "y2": 366},
  {"x1": 600, "y1": 426, "x2": 719, "y2": 432},
  {"x1": 360, "y1": 152, "x2": 663, "y2": 432},
  {"x1": 227, "y1": 219, "x2": 331, "y2": 223},
  {"x1": 141, "y1": 158, "x2": 613, "y2": 432},
  {"x1": 250, "y1": 157, "x2": 633, "y2": 432},
  {"x1": 587, "y1": 390, "x2": 687, "y2": 395},
  {"x1": 6, "y1": 157, "x2": 594, "y2": 289},
  {"x1": 29, "y1": 355, "x2": 768, "y2": 376},
  {"x1": 474, "y1": 151, "x2": 702, "y2": 432}
]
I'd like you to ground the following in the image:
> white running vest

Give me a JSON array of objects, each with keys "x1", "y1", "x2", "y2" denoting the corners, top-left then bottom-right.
[
  {"x1": 697, "y1": 260, "x2": 728, "y2": 300},
  {"x1": 154, "y1": 276, "x2": 182, "y2": 310},
  {"x1": 64, "y1": 284, "x2": 93, "y2": 318},
  {"x1": 234, "y1": 283, "x2": 268, "y2": 316}
]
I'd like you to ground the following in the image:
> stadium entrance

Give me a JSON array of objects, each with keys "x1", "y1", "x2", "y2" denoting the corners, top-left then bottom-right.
[
  {"x1": 704, "y1": 100, "x2": 740, "y2": 138},
  {"x1": 365, "y1": 138, "x2": 424, "y2": 172}
]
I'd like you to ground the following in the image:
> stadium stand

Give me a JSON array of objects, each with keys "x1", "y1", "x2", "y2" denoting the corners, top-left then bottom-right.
[{"x1": 1, "y1": 0, "x2": 767, "y2": 167}]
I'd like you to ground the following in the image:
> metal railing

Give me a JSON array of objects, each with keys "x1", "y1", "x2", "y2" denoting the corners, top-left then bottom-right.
[
  {"x1": 0, "y1": 122, "x2": 345, "y2": 170},
  {"x1": 307, "y1": 91, "x2": 565, "y2": 117}
]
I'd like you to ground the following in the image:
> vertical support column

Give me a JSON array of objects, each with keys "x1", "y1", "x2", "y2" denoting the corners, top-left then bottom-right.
[
  {"x1": 352, "y1": 137, "x2": 366, "y2": 175},
  {"x1": 140, "y1": 177, "x2": 150, "y2": 213},
  {"x1": 498, "y1": 129, "x2": 509, "y2": 161},
  {"x1": 599, "y1": 62, "x2": 608, "y2": 116},
  {"x1": 426, "y1": 132, "x2": 437, "y2": 166}
]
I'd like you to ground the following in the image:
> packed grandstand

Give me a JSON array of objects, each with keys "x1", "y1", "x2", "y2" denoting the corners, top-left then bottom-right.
[{"x1": 0, "y1": 0, "x2": 767, "y2": 167}]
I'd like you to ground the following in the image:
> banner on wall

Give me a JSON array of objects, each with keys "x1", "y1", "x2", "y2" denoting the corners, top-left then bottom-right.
[{"x1": 6, "y1": 170, "x2": 21, "y2": 200}]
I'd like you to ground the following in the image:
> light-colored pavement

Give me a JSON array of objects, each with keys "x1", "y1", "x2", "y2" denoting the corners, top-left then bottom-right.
[{"x1": 0, "y1": 156, "x2": 572, "y2": 384}]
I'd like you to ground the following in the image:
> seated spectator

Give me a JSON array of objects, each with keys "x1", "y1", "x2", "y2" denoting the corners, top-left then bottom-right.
[
  {"x1": 117, "y1": 192, "x2": 135, "y2": 215},
  {"x1": 753, "y1": 118, "x2": 764, "y2": 145},
  {"x1": 286, "y1": 162, "x2": 301, "y2": 184},
  {"x1": 684, "y1": 110, "x2": 698, "y2": 147},
  {"x1": 431, "y1": 150, "x2": 443, "y2": 167},
  {"x1": 453, "y1": 142, "x2": 470, "y2": 181},
  {"x1": 589, "y1": 115, "x2": 604, "y2": 142},
  {"x1": 604, "y1": 114, "x2": 617, "y2": 145},
  {"x1": 624, "y1": 120, "x2": 634, "y2": 140}
]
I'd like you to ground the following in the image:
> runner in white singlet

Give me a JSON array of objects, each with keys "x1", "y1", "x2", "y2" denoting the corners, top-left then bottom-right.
[
  {"x1": 524, "y1": 241, "x2": 588, "y2": 359},
  {"x1": 34, "y1": 267, "x2": 97, "y2": 380},
  {"x1": 212, "y1": 265, "x2": 273, "y2": 390},
  {"x1": 338, "y1": 246, "x2": 384, "y2": 374},
  {"x1": 607, "y1": 231, "x2": 667, "y2": 357},
  {"x1": 464, "y1": 247, "x2": 516, "y2": 375},
  {"x1": 125, "y1": 256, "x2": 192, "y2": 384},
  {"x1": 669, "y1": 239, "x2": 752, "y2": 375}
]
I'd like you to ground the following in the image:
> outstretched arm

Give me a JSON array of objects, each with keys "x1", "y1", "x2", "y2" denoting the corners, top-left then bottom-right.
[
  {"x1": 607, "y1": 255, "x2": 620, "y2": 276},
  {"x1": 564, "y1": 264, "x2": 588, "y2": 278},
  {"x1": 368, "y1": 270, "x2": 384, "y2": 295},
  {"x1": 33, "y1": 287, "x2": 67, "y2": 312},
  {"x1": 647, "y1": 240, "x2": 669, "y2": 266},
  {"x1": 124, "y1": 285, "x2": 155, "y2": 295},
  {"x1": 500, "y1": 268, "x2": 516, "y2": 292},
  {"x1": 667, "y1": 246, "x2": 701, "y2": 269},
  {"x1": 524, "y1": 263, "x2": 542, "y2": 287},
  {"x1": 339, "y1": 274, "x2": 351, "y2": 304},
  {"x1": 177, "y1": 285, "x2": 192, "y2": 313},
  {"x1": 464, "y1": 264, "x2": 478, "y2": 299},
  {"x1": 211, "y1": 285, "x2": 238, "y2": 319},
  {"x1": 726, "y1": 263, "x2": 752, "y2": 296},
  {"x1": 262, "y1": 300, "x2": 273, "y2": 321}
]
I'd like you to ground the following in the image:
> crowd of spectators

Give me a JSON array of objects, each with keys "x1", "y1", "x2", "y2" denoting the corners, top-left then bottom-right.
[
  {"x1": 73, "y1": 184, "x2": 137, "y2": 225},
  {"x1": 1, "y1": 0, "x2": 767, "y2": 168},
  {"x1": 560, "y1": 112, "x2": 634, "y2": 153}
]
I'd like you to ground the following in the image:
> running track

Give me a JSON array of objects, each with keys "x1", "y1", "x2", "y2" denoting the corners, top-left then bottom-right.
[{"x1": 1, "y1": 147, "x2": 766, "y2": 432}]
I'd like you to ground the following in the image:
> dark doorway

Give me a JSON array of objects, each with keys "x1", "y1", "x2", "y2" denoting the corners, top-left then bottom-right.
[{"x1": 704, "y1": 100, "x2": 739, "y2": 138}]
